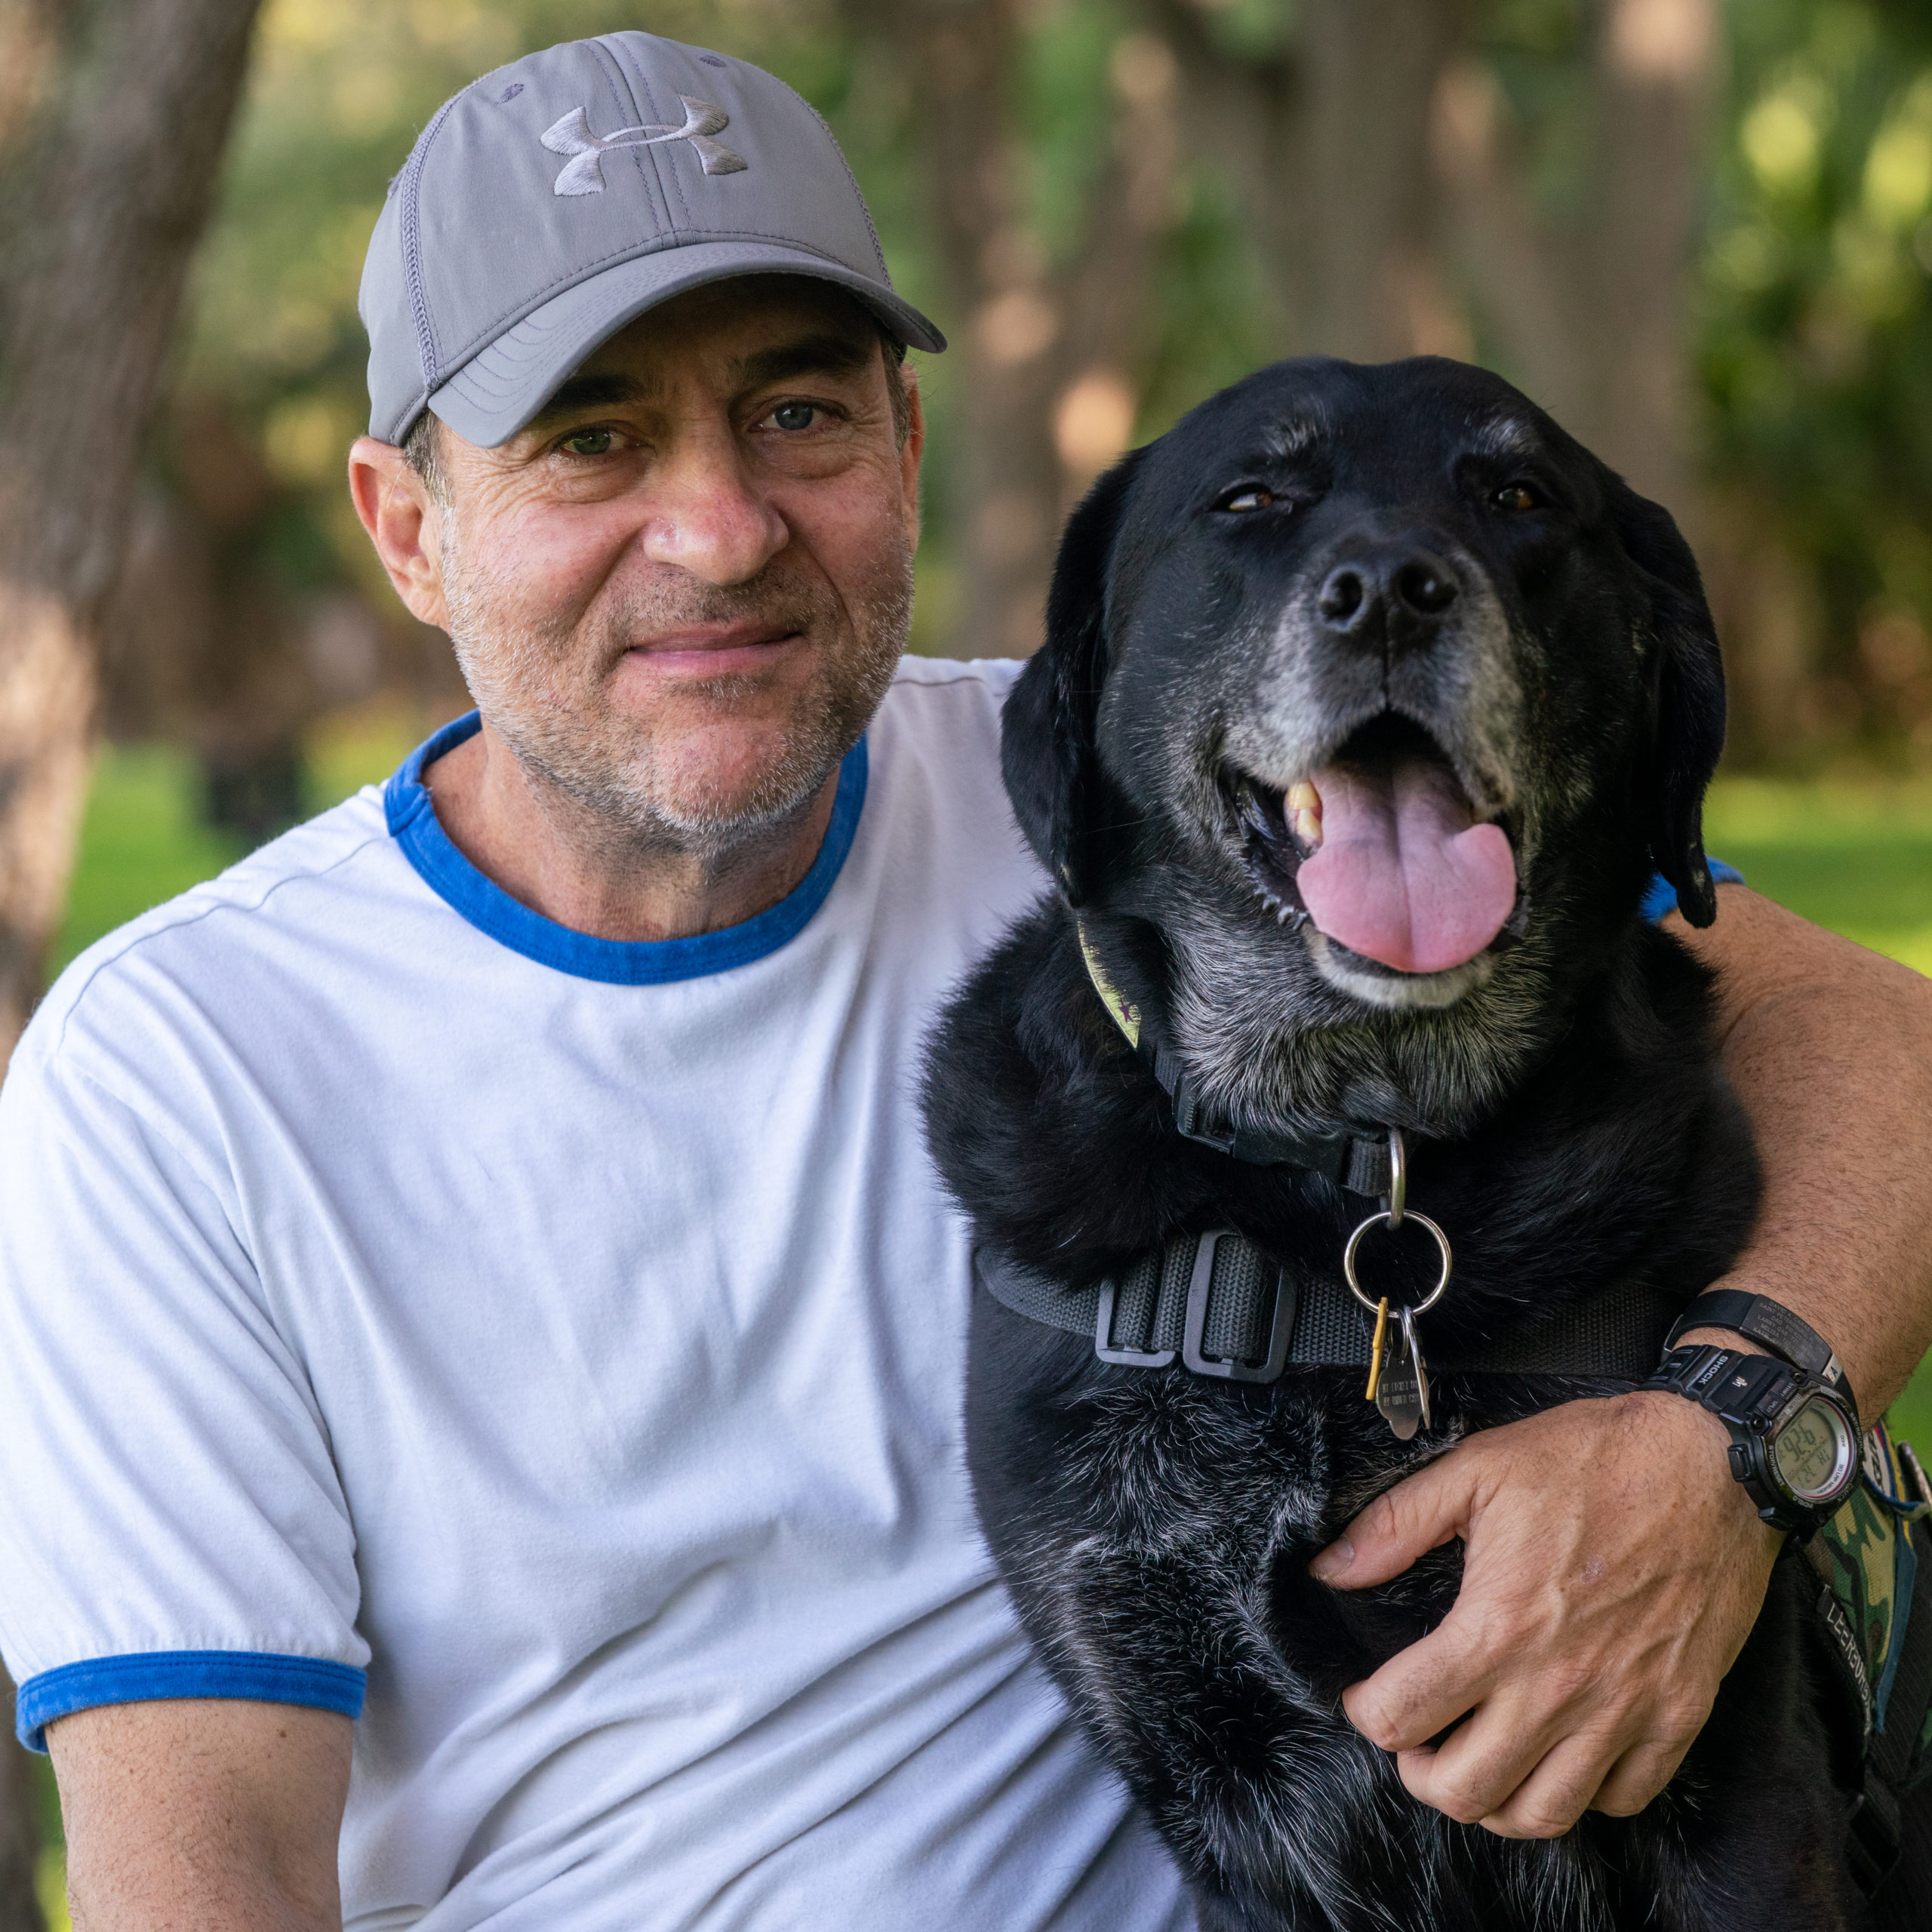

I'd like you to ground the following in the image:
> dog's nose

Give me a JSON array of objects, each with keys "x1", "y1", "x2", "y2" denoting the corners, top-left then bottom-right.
[{"x1": 1316, "y1": 548, "x2": 1460, "y2": 639}]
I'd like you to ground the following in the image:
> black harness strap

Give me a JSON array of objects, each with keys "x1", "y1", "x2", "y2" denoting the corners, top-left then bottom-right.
[{"x1": 977, "y1": 1232, "x2": 1684, "y2": 1384}]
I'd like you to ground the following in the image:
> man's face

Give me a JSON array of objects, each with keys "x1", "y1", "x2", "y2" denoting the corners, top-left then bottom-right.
[{"x1": 383, "y1": 277, "x2": 921, "y2": 855}]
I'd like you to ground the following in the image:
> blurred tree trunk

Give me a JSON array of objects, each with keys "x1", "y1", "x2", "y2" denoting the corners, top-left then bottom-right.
[
  {"x1": 1152, "y1": 0, "x2": 1473, "y2": 361},
  {"x1": 0, "y1": 0, "x2": 264, "y2": 1068},
  {"x1": 1432, "y1": 0, "x2": 1718, "y2": 512},
  {"x1": 0, "y1": 0, "x2": 265, "y2": 1918},
  {"x1": 841, "y1": 0, "x2": 1180, "y2": 655}
]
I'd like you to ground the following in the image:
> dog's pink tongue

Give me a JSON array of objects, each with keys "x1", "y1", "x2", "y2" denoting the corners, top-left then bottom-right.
[{"x1": 1295, "y1": 758, "x2": 1516, "y2": 974}]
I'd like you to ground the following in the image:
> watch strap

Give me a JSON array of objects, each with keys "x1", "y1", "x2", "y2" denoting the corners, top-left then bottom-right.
[
  {"x1": 1666, "y1": 1290, "x2": 1857, "y2": 1426},
  {"x1": 1647, "y1": 1341, "x2": 1802, "y2": 1424}
]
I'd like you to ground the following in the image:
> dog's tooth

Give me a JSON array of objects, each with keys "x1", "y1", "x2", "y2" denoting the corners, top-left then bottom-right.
[{"x1": 1287, "y1": 780, "x2": 1323, "y2": 853}]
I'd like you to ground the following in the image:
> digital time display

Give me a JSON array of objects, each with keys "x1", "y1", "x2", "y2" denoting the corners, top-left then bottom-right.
[{"x1": 1772, "y1": 1397, "x2": 1855, "y2": 1503}]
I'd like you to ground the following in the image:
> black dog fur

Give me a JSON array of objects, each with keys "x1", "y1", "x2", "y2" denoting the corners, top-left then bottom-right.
[{"x1": 922, "y1": 357, "x2": 1871, "y2": 1929}]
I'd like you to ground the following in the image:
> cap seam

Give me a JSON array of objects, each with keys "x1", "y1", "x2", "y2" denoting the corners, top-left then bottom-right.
[
  {"x1": 589, "y1": 35, "x2": 681, "y2": 235},
  {"x1": 400, "y1": 89, "x2": 469, "y2": 392},
  {"x1": 601, "y1": 35, "x2": 691, "y2": 232}
]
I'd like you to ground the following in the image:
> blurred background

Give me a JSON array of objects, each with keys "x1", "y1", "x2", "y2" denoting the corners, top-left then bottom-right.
[{"x1": 3, "y1": 0, "x2": 1932, "y2": 1919}]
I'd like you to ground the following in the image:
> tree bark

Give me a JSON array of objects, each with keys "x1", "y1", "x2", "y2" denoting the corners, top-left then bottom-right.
[{"x1": 0, "y1": 0, "x2": 266, "y2": 1064}]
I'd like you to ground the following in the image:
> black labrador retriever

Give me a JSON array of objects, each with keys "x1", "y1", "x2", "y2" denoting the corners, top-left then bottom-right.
[{"x1": 922, "y1": 356, "x2": 1872, "y2": 1929}]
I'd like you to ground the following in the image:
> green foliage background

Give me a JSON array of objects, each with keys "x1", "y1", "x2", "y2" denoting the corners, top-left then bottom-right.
[{"x1": 162, "y1": 0, "x2": 1932, "y2": 752}]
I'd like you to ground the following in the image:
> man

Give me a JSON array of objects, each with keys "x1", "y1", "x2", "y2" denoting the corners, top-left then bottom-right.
[{"x1": 0, "y1": 28, "x2": 1927, "y2": 1930}]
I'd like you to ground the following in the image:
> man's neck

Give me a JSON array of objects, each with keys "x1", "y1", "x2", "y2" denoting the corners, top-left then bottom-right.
[{"x1": 423, "y1": 718, "x2": 841, "y2": 943}]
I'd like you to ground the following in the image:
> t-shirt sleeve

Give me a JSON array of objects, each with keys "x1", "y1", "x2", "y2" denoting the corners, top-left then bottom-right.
[{"x1": 0, "y1": 1039, "x2": 366, "y2": 1751}]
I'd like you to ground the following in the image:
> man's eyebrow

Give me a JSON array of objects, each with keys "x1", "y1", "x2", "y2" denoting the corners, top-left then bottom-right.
[
  {"x1": 728, "y1": 331, "x2": 877, "y2": 392},
  {"x1": 530, "y1": 372, "x2": 651, "y2": 423}
]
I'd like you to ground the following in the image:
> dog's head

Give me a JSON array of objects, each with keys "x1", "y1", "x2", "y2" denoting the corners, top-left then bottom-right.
[{"x1": 1004, "y1": 356, "x2": 1725, "y2": 1133}]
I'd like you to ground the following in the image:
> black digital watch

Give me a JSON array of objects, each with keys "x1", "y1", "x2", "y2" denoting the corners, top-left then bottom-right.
[{"x1": 1644, "y1": 1343, "x2": 1863, "y2": 1543}]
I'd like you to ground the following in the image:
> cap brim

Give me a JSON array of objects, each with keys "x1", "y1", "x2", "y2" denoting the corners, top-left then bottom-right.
[{"x1": 427, "y1": 239, "x2": 945, "y2": 448}]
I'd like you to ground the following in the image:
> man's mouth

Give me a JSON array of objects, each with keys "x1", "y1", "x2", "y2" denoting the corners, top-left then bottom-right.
[
  {"x1": 1224, "y1": 714, "x2": 1521, "y2": 976},
  {"x1": 623, "y1": 620, "x2": 804, "y2": 674}
]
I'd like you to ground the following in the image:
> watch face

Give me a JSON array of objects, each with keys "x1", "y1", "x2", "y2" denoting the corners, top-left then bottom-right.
[{"x1": 1771, "y1": 1395, "x2": 1858, "y2": 1505}]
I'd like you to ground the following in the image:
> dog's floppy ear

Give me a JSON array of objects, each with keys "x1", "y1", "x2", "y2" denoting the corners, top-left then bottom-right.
[
  {"x1": 1608, "y1": 478, "x2": 1727, "y2": 928},
  {"x1": 1002, "y1": 451, "x2": 1144, "y2": 906}
]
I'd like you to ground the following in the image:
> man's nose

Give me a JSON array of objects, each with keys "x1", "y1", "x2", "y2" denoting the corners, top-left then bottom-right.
[
  {"x1": 639, "y1": 432, "x2": 789, "y2": 586},
  {"x1": 1315, "y1": 543, "x2": 1460, "y2": 648}
]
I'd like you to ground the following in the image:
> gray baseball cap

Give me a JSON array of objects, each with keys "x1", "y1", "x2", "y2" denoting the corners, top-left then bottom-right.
[{"x1": 359, "y1": 30, "x2": 945, "y2": 449}]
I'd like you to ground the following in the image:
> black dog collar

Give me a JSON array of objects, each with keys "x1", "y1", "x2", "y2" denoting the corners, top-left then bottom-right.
[{"x1": 1075, "y1": 920, "x2": 1393, "y2": 1196}]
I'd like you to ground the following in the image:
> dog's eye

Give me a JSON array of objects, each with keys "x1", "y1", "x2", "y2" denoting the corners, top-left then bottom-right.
[
  {"x1": 1493, "y1": 482, "x2": 1541, "y2": 513},
  {"x1": 1217, "y1": 487, "x2": 1275, "y2": 514}
]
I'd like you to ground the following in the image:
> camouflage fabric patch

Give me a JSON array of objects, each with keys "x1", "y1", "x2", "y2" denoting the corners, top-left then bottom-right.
[{"x1": 1807, "y1": 1420, "x2": 1930, "y2": 1755}]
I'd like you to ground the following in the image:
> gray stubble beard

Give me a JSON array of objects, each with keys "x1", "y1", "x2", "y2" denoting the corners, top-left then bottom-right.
[{"x1": 438, "y1": 504, "x2": 913, "y2": 867}]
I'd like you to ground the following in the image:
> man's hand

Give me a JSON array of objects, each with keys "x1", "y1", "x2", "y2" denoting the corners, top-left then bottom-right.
[
  {"x1": 49, "y1": 1697, "x2": 349, "y2": 1930},
  {"x1": 1311, "y1": 1392, "x2": 1780, "y2": 1838}
]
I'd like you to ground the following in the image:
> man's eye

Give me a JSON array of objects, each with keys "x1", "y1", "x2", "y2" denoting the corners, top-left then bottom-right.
[
  {"x1": 1493, "y1": 481, "x2": 1540, "y2": 512},
  {"x1": 561, "y1": 429, "x2": 614, "y2": 457},
  {"x1": 768, "y1": 401, "x2": 822, "y2": 432},
  {"x1": 1217, "y1": 486, "x2": 1275, "y2": 513}
]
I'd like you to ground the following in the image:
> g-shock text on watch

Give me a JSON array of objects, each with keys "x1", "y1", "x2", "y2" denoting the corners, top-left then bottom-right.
[{"x1": 1644, "y1": 1343, "x2": 1863, "y2": 1543}]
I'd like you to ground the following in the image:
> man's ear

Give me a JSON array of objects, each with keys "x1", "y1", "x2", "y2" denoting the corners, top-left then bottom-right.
[
  {"x1": 1609, "y1": 478, "x2": 1726, "y2": 928},
  {"x1": 1001, "y1": 451, "x2": 1143, "y2": 907},
  {"x1": 348, "y1": 433, "x2": 452, "y2": 632}
]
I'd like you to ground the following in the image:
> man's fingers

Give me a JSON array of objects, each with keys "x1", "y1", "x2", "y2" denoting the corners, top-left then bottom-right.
[
  {"x1": 1385, "y1": 1681, "x2": 1582, "y2": 1826},
  {"x1": 1477, "y1": 1732, "x2": 1623, "y2": 1840},
  {"x1": 1340, "y1": 1614, "x2": 1494, "y2": 1753},
  {"x1": 1589, "y1": 1727, "x2": 1700, "y2": 1818},
  {"x1": 1311, "y1": 1448, "x2": 1478, "y2": 1590}
]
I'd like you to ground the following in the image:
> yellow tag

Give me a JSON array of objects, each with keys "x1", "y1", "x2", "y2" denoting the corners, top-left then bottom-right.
[
  {"x1": 1075, "y1": 919, "x2": 1142, "y2": 1049},
  {"x1": 1365, "y1": 1297, "x2": 1390, "y2": 1401}
]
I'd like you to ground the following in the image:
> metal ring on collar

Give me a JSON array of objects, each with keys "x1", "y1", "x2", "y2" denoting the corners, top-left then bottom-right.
[
  {"x1": 1343, "y1": 1209, "x2": 1453, "y2": 1316},
  {"x1": 1384, "y1": 1126, "x2": 1407, "y2": 1227}
]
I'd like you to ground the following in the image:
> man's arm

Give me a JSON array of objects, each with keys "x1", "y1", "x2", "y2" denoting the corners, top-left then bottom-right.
[
  {"x1": 1670, "y1": 885, "x2": 1932, "y2": 1411},
  {"x1": 1309, "y1": 886, "x2": 1932, "y2": 1838},
  {"x1": 49, "y1": 1700, "x2": 349, "y2": 1930}
]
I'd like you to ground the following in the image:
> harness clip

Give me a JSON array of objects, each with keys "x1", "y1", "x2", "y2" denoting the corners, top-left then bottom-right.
[{"x1": 1181, "y1": 1229, "x2": 1295, "y2": 1383}]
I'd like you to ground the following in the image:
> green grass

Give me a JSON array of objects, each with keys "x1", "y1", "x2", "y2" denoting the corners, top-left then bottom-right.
[
  {"x1": 50, "y1": 705, "x2": 432, "y2": 975},
  {"x1": 23, "y1": 756, "x2": 1932, "y2": 1909}
]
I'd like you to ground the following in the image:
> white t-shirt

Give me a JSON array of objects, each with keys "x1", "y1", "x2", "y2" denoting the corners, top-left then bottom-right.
[{"x1": 0, "y1": 657, "x2": 1193, "y2": 1932}]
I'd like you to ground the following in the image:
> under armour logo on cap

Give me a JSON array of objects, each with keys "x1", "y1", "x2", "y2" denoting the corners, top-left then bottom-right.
[{"x1": 541, "y1": 97, "x2": 746, "y2": 194}]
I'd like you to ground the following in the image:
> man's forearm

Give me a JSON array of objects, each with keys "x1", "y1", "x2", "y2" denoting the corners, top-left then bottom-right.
[
  {"x1": 1673, "y1": 884, "x2": 1932, "y2": 1414},
  {"x1": 50, "y1": 1700, "x2": 348, "y2": 1932}
]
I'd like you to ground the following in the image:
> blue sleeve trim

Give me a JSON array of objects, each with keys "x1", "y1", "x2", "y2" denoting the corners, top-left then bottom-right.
[
  {"x1": 1642, "y1": 860, "x2": 1745, "y2": 924},
  {"x1": 380, "y1": 710, "x2": 870, "y2": 985},
  {"x1": 15, "y1": 1651, "x2": 366, "y2": 1752}
]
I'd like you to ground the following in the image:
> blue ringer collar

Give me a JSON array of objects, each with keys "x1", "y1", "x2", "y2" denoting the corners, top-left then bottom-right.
[{"x1": 383, "y1": 711, "x2": 869, "y2": 986}]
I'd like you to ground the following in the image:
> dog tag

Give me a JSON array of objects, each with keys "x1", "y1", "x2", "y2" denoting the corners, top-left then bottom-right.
[
  {"x1": 1401, "y1": 1304, "x2": 1432, "y2": 1430},
  {"x1": 1376, "y1": 1319, "x2": 1425, "y2": 1441}
]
